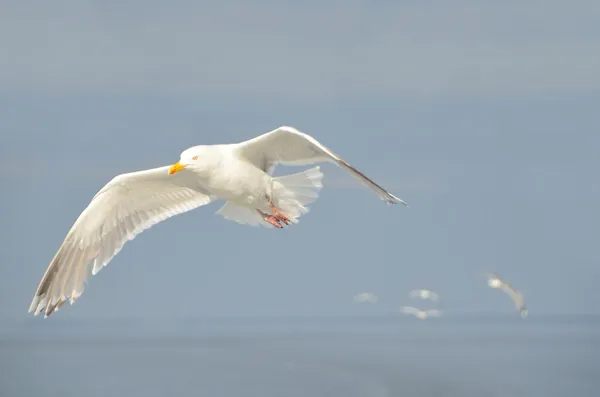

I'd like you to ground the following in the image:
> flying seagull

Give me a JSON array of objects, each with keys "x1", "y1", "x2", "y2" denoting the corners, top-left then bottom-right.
[
  {"x1": 409, "y1": 289, "x2": 439, "y2": 302},
  {"x1": 484, "y1": 272, "x2": 528, "y2": 318},
  {"x1": 28, "y1": 126, "x2": 407, "y2": 318},
  {"x1": 353, "y1": 292, "x2": 378, "y2": 304},
  {"x1": 400, "y1": 306, "x2": 442, "y2": 320}
]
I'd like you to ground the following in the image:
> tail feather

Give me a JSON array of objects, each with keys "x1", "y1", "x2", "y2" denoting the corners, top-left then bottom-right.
[
  {"x1": 271, "y1": 166, "x2": 324, "y2": 223},
  {"x1": 215, "y1": 202, "x2": 270, "y2": 227},
  {"x1": 215, "y1": 166, "x2": 324, "y2": 228}
]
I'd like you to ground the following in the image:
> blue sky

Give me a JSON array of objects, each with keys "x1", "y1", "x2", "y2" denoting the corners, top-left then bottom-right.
[{"x1": 1, "y1": 0, "x2": 599, "y2": 322}]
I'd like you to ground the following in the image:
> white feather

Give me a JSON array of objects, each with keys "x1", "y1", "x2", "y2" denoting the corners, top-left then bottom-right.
[
  {"x1": 401, "y1": 306, "x2": 422, "y2": 315},
  {"x1": 215, "y1": 166, "x2": 324, "y2": 227},
  {"x1": 28, "y1": 166, "x2": 215, "y2": 317},
  {"x1": 353, "y1": 292, "x2": 378, "y2": 303},
  {"x1": 235, "y1": 126, "x2": 407, "y2": 205},
  {"x1": 483, "y1": 272, "x2": 528, "y2": 317},
  {"x1": 29, "y1": 125, "x2": 405, "y2": 318},
  {"x1": 401, "y1": 306, "x2": 443, "y2": 319},
  {"x1": 215, "y1": 201, "x2": 271, "y2": 227},
  {"x1": 409, "y1": 289, "x2": 439, "y2": 302}
]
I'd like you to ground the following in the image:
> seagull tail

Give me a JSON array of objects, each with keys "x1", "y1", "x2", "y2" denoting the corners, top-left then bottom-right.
[
  {"x1": 214, "y1": 167, "x2": 324, "y2": 228},
  {"x1": 271, "y1": 166, "x2": 324, "y2": 223}
]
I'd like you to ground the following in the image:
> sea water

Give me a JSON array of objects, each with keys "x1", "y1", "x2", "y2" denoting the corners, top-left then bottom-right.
[{"x1": 1, "y1": 315, "x2": 598, "y2": 397}]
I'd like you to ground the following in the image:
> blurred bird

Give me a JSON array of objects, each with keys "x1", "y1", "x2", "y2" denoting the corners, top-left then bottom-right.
[
  {"x1": 409, "y1": 288, "x2": 439, "y2": 302},
  {"x1": 484, "y1": 272, "x2": 528, "y2": 318},
  {"x1": 353, "y1": 292, "x2": 378, "y2": 304},
  {"x1": 400, "y1": 306, "x2": 442, "y2": 320}
]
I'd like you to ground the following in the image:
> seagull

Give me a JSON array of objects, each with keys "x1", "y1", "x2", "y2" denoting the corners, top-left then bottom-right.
[
  {"x1": 28, "y1": 126, "x2": 407, "y2": 318},
  {"x1": 409, "y1": 288, "x2": 439, "y2": 302},
  {"x1": 353, "y1": 292, "x2": 378, "y2": 304},
  {"x1": 484, "y1": 272, "x2": 528, "y2": 318},
  {"x1": 400, "y1": 306, "x2": 442, "y2": 320}
]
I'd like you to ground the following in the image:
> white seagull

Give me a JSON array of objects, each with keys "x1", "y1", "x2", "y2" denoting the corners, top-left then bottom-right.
[
  {"x1": 400, "y1": 306, "x2": 442, "y2": 320},
  {"x1": 484, "y1": 272, "x2": 528, "y2": 318},
  {"x1": 353, "y1": 292, "x2": 378, "y2": 304},
  {"x1": 409, "y1": 289, "x2": 439, "y2": 302},
  {"x1": 28, "y1": 126, "x2": 407, "y2": 318}
]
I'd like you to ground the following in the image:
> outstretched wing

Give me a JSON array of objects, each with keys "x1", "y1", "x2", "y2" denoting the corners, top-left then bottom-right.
[
  {"x1": 428, "y1": 291, "x2": 440, "y2": 302},
  {"x1": 500, "y1": 284, "x2": 526, "y2": 313},
  {"x1": 353, "y1": 292, "x2": 378, "y2": 303},
  {"x1": 401, "y1": 306, "x2": 421, "y2": 316},
  {"x1": 425, "y1": 309, "x2": 443, "y2": 317},
  {"x1": 409, "y1": 289, "x2": 439, "y2": 301},
  {"x1": 29, "y1": 166, "x2": 216, "y2": 317},
  {"x1": 235, "y1": 126, "x2": 407, "y2": 205}
]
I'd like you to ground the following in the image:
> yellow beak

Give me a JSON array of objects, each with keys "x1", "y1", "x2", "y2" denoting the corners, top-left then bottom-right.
[{"x1": 169, "y1": 161, "x2": 187, "y2": 175}]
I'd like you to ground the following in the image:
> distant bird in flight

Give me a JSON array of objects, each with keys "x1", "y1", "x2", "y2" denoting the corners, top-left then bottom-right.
[
  {"x1": 400, "y1": 306, "x2": 442, "y2": 320},
  {"x1": 353, "y1": 292, "x2": 378, "y2": 304},
  {"x1": 28, "y1": 126, "x2": 407, "y2": 318},
  {"x1": 409, "y1": 288, "x2": 439, "y2": 302},
  {"x1": 484, "y1": 272, "x2": 528, "y2": 318}
]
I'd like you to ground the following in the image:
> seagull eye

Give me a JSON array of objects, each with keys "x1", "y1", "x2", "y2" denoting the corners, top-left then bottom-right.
[{"x1": 192, "y1": 155, "x2": 198, "y2": 160}]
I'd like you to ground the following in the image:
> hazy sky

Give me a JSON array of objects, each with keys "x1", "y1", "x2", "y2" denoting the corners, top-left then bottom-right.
[{"x1": 1, "y1": 0, "x2": 599, "y2": 323}]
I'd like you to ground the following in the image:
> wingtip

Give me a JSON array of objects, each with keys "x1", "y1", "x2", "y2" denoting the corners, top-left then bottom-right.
[
  {"x1": 392, "y1": 199, "x2": 408, "y2": 206},
  {"x1": 388, "y1": 198, "x2": 408, "y2": 207},
  {"x1": 28, "y1": 296, "x2": 40, "y2": 314},
  {"x1": 29, "y1": 295, "x2": 64, "y2": 318},
  {"x1": 386, "y1": 193, "x2": 408, "y2": 207},
  {"x1": 520, "y1": 309, "x2": 529, "y2": 318}
]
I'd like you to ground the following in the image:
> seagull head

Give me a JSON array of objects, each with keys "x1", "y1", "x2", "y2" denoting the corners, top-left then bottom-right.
[{"x1": 169, "y1": 147, "x2": 204, "y2": 175}]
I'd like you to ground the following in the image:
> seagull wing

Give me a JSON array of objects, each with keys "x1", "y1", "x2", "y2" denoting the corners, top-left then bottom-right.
[
  {"x1": 401, "y1": 306, "x2": 421, "y2": 315},
  {"x1": 235, "y1": 126, "x2": 406, "y2": 205},
  {"x1": 354, "y1": 293, "x2": 377, "y2": 303},
  {"x1": 500, "y1": 284, "x2": 526, "y2": 312},
  {"x1": 353, "y1": 293, "x2": 367, "y2": 302},
  {"x1": 425, "y1": 309, "x2": 443, "y2": 317},
  {"x1": 29, "y1": 166, "x2": 216, "y2": 317},
  {"x1": 366, "y1": 294, "x2": 378, "y2": 303}
]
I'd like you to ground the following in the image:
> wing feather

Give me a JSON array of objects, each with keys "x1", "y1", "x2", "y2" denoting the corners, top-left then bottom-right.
[
  {"x1": 29, "y1": 166, "x2": 215, "y2": 317},
  {"x1": 500, "y1": 284, "x2": 526, "y2": 311},
  {"x1": 235, "y1": 126, "x2": 407, "y2": 205},
  {"x1": 401, "y1": 306, "x2": 421, "y2": 315}
]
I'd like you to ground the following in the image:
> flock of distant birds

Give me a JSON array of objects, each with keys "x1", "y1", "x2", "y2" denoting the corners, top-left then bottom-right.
[{"x1": 353, "y1": 272, "x2": 528, "y2": 320}]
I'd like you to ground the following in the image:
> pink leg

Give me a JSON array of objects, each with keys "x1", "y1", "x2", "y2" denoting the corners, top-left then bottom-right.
[
  {"x1": 271, "y1": 207, "x2": 291, "y2": 225},
  {"x1": 257, "y1": 210, "x2": 283, "y2": 228},
  {"x1": 266, "y1": 195, "x2": 291, "y2": 225}
]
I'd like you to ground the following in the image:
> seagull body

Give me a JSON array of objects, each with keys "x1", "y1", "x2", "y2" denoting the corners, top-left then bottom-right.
[
  {"x1": 485, "y1": 272, "x2": 528, "y2": 318},
  {"x1": 353, "y1": 292, "x2": 378, "y2": 304},
  {"x1": 409, "y1": 289, "x2": 439, "y2": 302},
  {"x1": 29, "y1": 126, "x2": 406, "y2": 318},
  {"x1": 401, "y1": 306, "x2": 442, "y2": 320}
]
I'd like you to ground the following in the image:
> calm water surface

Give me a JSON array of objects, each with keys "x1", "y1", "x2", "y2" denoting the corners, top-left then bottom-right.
[{"x1": 1, "y1": 315, "x2": 598, "y2": 397}]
